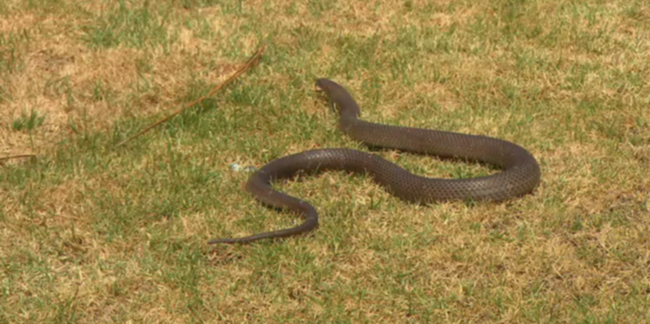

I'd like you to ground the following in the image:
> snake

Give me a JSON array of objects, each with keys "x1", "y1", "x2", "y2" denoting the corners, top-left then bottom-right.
[{"x1": 209, "y1": 79, "x2": 541, "y2": 244}]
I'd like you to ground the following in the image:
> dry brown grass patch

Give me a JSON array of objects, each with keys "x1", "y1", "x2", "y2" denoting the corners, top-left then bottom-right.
[{"x1": 1, "y1": 2, "x2": 260, "y2": 157}]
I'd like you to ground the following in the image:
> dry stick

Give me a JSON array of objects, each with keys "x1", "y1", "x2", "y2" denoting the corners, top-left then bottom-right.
[
  {"x1": 115, "y1": 44, "x2": 267, "y2": 147},
  {"x1": 0, "y1": 154, "x2": 36, "y2": 162}
]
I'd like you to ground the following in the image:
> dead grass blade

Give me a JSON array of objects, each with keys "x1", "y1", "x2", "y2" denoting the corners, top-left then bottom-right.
[
  {"x1": 0, "y1": 154, "x2": 37, "y2": 162},
  {"x1": 115, "y1": 43, "x2": 267, "y2": 147}
]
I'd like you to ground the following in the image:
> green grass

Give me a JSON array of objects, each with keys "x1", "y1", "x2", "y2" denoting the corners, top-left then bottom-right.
[
  {"x1": 12, "y1": 109, "x2": 46, "y2": 131},
  {"x1": 82, "y1": 0, "x2": 175, "y2": 50},
  {"x1": 0, "y1": 29, "x2": 30, "y2": 75},
  {"x1": 1, "y1": 0, "x2": 650, "y2": 322}
]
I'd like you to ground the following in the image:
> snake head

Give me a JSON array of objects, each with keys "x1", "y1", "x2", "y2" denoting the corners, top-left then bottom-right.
[
  {"x1": 315, "y1": 79, "x2": 361, "y2": 118},
  {"x1": 315, "y1": 78, "x2": 340, "y2": 93}
]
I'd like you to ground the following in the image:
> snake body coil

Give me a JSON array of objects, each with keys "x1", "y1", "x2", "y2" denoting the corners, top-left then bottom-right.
[{"x1": 209, "y1": 79, "x2": 541, "y2": 244}]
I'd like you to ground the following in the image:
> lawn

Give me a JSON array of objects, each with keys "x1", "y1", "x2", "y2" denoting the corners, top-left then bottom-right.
[{"x1": 1, "y1": 0, "x2": 649, "y2": 322}]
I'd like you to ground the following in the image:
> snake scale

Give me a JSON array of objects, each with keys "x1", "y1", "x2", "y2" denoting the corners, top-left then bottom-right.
[{"x1": 209, "y1": 79, "x2": 541, "y2": 244}]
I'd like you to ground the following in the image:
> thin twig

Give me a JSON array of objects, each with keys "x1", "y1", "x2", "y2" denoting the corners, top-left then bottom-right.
[
  {"x1": 115, "y1": 43, "x2": 267, "y2": 147},
  {"x1": 0, "y1": 153, "x2": 36, "y2": 162}
]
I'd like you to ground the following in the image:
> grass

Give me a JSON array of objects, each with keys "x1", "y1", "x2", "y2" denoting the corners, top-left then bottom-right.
[
  {"x1": 12, "y1": 109, "x2": 46, "y2": 131},
  {"x1": 1, "y1": 0, "x2": 649, "y2": 322}
]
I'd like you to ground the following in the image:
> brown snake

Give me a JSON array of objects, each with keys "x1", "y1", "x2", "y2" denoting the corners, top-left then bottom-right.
[{"x1": 209, "y1": 79, "x2": 541, "y2": 244}]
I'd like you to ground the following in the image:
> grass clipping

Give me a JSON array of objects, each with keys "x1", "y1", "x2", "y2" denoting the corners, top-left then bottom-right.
[
  {"x1": 115, "y1": 43, "x2": 267, "y2": 147},
  {"x1": 0, "y1": 153, "x2": 37, "y2": 162}
]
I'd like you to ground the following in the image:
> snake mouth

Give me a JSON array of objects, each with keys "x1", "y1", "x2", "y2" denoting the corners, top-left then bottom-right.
[
  {"x1": 315, "y1": 78, "x2": 333, "y2": 90},
  {"x1": 315, "y1": 78, "x2": 340, "y2": 113},
  {"x1": 315, "y1": 78, "x2": 345, "y2": 98}
]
